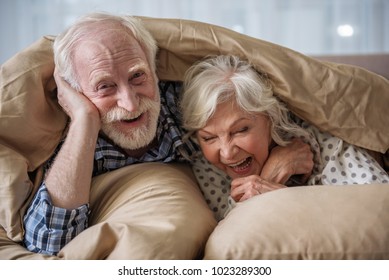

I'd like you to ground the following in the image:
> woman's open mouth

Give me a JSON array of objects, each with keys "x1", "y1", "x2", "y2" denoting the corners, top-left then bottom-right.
[{"x1": 228, "y1": 157, "x2": 253, "y2": 172}]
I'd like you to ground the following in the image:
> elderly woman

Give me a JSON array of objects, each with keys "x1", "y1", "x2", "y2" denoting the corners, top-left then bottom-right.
[{"x1": 180, "y1": 55, "x2": 389, "y2": 220}]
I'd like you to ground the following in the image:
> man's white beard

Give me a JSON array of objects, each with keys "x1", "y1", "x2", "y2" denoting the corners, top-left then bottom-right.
[{"x1": 100, "y1": 97, "x2": 161, "y2": 150}]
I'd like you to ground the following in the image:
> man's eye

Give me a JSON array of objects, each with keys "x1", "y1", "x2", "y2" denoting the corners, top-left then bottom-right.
[
  {"x1": 97, "y1": 83, "x2": 114, "y2": 91},
  {"x1": 130, "y1": 72, "x2": 146, "y2": 85},
  {"x1": 98, "y1": 84, "x2": 109, "y2": 90}
]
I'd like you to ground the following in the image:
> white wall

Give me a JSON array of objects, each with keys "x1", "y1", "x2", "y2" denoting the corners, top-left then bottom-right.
[{"x1": 1, "y1": 0, "x2": 388, "y2": 64}]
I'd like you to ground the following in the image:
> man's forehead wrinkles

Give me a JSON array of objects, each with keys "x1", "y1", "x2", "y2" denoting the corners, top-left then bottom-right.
[
  {"x1": 87, "y1": 60, "x2": 148, "y2": 85},
  {"x1": 90, "y1": 71, "x2": 111, "y2": 85}
]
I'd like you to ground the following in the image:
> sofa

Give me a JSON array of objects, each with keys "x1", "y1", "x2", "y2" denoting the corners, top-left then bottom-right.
[{"x1": 1, "y1": 17, "x2": 388, "y2": 259}]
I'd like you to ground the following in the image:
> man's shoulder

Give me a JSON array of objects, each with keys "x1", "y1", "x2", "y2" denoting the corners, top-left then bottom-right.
[{"x1": 158, "y1": 80, "x2": 183, "y2": 95}]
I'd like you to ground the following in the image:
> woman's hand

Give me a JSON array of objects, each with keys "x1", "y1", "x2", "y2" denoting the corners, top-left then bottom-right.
[
  {"x1": 261, "y1": 138, "x2": 314, "y2": 185},
  {"x1": 230, "y1": 175, "x2": 285, "y2": 202}
]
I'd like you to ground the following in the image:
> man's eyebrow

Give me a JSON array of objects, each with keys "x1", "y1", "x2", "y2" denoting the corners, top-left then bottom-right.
[
  {"x1": 127, "y1": 62, "x2": 148, "y2": 74},
  {"x1": 90, "y1": 73, "x2": 112, "y2": 86},
  {"x1": 90, "y1": 62, "x2": 150, "y2": 86}
]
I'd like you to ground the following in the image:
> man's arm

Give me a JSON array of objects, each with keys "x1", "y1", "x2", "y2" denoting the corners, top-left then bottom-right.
[
  {"x1": 23, "y1": 74, "x2": 101, "y2": 255},
  {"x1": 45, "y1": 116, "x2": 99, "y2": 209},
  {"x1": 260, "y1": 138, "x2": 314, "y2": 185},
  {"x1": 45, "y1": 73, "x2": 101, "y2": 209}
]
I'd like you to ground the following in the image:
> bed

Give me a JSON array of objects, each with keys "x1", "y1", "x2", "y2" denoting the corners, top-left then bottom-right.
[{"x1": 1, "y1": 17, "x2": 388, "y2": 259}]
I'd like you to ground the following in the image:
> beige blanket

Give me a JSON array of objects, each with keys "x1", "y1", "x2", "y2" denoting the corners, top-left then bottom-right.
[{"x1": 0, "y1": 17, "x2": 388, "y2": 259}]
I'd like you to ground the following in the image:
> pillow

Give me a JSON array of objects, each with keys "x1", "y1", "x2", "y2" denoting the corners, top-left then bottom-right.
[
  {"x1": 60, "y1": 163, "x2": 216, "y2": 259},
  {"x1": 0, "y1": 163, "x2": 216, "y2": 259},
  {"x1": 1, "y1": 16, "x2": 388, "y2": 242},
  {"x1": 204, "y1": 183, "x2": 389, "y2": 259}
]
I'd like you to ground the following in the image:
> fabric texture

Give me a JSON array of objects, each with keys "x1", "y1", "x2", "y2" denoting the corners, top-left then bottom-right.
[
  {"x1": 1, "y1": 163, "x2": 217, "y2": 259},
  {"x1": 305, "y1": 121, "x2": 389, "y2": 185},
  {"x1": 23, "y1": 183, "x2": 89, "y2": 255},
  {"x1": 0, "y1": 37, "x2": 63, "y2": 241},
  {"x1": 204, "y1": 183, "x2": 389, "y2": 260},
  {"x1": 139, "y1": 17, "x2": 389, "y2": 153},
  {"x1": 58, "y1": 163, "x2": 216, "y2": 259}
]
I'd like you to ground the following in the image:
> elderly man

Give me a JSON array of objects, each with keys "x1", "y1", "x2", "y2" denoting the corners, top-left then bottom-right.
[{"x1": 23, "y1": 12, "x2": 199, "y2": 256}]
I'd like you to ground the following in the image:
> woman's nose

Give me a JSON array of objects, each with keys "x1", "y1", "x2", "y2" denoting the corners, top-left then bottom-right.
[{"x1": 220, "y1": 140, "x2": 238, "y2": 160}]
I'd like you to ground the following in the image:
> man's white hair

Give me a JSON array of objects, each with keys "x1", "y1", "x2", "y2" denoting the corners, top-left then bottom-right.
[{"x1": 53, "y1": 12, "x2": 158, "y2": 90}]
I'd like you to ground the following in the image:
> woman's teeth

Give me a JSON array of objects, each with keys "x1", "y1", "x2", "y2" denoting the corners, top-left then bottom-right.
[{"x1": 228, "y1": 157, "x2": 252, "y2": 171}]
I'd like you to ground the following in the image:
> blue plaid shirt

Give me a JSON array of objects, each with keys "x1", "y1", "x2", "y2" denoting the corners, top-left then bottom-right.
[{"x1": 23, "y1": 81, "x2": 198, "y2": 255}]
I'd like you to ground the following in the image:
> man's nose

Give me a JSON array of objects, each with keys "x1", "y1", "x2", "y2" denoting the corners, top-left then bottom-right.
[{"x1": 117, "y1": 87, "x2": 139, "y2": 111}]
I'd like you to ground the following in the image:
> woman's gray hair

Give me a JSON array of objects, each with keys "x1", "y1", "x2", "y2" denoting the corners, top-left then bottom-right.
[
  {"x1": 181, "y1": 55, "x2": 308, "y2": 146},
  {"x1": 53, "y1": 12, "x2": 158, "y2": 90}
]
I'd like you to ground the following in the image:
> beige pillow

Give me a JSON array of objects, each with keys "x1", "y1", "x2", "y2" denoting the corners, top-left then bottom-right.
[
  {"x1": 204, "y1": 184, "x2": 389, "y2": 259},
  {"x1": 0, "y1": 163, "x2": 216, "y2": 259},
  {"x1": 58, "y1": 163, "x2": 216, "y2": 259}
]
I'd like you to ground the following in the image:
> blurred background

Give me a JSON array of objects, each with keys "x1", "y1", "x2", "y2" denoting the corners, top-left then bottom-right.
[{"x1": 1, "y1": 0, "x2": 388, "y2": 64}]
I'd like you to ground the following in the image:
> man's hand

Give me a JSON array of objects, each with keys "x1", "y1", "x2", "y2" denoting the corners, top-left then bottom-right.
[
  {"x1": 54, "y1": 70, "x2": 101, "y2": 128},
  {"x1": 230, "y1": 175, "x2": 285, "y2": 202},
  {"x1": 260, "y1": 138, "x2": 314, "y2": 185}
]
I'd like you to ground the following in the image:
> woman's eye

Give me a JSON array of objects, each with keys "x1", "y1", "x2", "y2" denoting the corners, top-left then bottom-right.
[
  {"x1": 202, "y1": 137, "x2": 214, "y2": 142},
  {"x1": 234, "y1": 127, "x2": 249, "y2": 134},
  {"x1": 199, "y1": 135, "x2": 216, "y2": 142}
]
